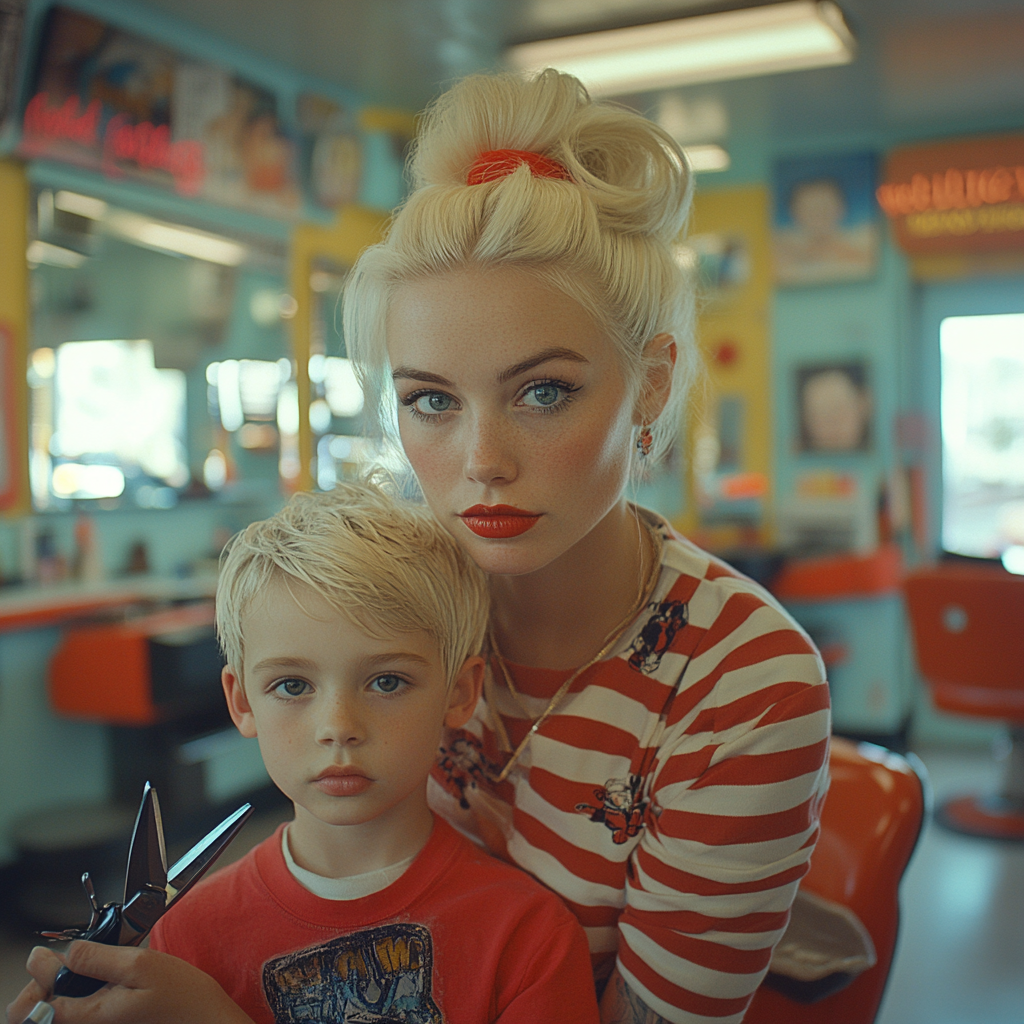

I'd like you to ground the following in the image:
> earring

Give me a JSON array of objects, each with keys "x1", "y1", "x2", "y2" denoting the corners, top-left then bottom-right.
[{"x1": 636, "y1": 426, "x2": 653, "y2": 458}]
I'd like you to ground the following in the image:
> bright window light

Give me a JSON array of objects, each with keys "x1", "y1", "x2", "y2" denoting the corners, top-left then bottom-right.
[
  {"x1": 324, "y1": 357, "x2": 365, "y2": 418},
  {"x1": 508, "y1": 1, "x2": 855, "y2": 97},
  {"x1": 217, "y1": 360, "x2": 244, "y2": 432},
  {"x1": 51, "y1": 463, "x2": 125, "y2": 499},
  {"x1": 238, "y1": 359, "x2": 283, "y2": 419},
  {"x1": 49, "y1": 340, "x2": 187, "y2": 499},
  {"x1": 940, "y1": 313, "x2": 1024, "y2": 559},
  {"x1": 277, "y1": 381, "x2": 300, "y2": 436}
]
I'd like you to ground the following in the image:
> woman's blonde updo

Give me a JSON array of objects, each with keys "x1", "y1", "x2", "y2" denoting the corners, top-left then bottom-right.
[{"x1": 343, "y1": 69, "x2": 697, "y2": 464}]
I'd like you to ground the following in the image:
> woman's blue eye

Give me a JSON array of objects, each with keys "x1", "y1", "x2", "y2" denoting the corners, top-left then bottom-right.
[
  {"x1": 412, "y1": 392, "x2": 453, "y2": 414},
  {"x1": 524, "y1": 384, "x2": 561, "y2": 407},
  {"x1": 276, "y1": 678, "x2": 309, "y2": 697},
  {"x1": 371, "y1": 675, "x2": 405, "y2": 694}
]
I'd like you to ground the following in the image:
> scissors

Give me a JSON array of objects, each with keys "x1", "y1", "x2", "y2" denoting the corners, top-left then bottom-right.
[{"x1": 23, "y1": 781, "x2": 252, "y2": 1019}]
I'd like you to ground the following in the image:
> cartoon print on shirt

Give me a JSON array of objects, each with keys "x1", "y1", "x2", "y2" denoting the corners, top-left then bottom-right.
[
  {"x1": 262, "y1": 923, "x2": 443, "y2": 1023},
  {"x1": 575, "y1": 775, "x2": 647, "y2": 844},
  {"x1": 627, "y1": 599, "x2": 688, "y2": 674},
  {"x1": 435, "y1": 730, "x2": 500, "y2": 808}
]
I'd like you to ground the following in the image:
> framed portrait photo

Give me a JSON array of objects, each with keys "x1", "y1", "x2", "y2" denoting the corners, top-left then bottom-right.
[
  {"x1": 773, "y1": 152, "x2": 880, "y2": 286},
  {"x1": 797, "y1": 362, "x2": 873, "y2": 454}
]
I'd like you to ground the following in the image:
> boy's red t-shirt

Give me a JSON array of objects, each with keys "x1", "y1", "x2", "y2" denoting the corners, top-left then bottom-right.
[{"x1": 150, "y1": 815, "x2": 599, "y2": 1023}]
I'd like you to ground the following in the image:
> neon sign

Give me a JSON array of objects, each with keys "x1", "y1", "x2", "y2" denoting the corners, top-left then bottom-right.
[
  {"x1": 877, "y1": 166, "x2": 1024, "y2": 217},
  {"x1": 879, "y1": 136, "x2": 1024, "y2": 255},
  {"x1": 22, "y1": 92, "x2": 205, "y2": 196}
]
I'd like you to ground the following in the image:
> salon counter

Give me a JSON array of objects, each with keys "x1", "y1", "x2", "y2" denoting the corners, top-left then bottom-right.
[
  {"x1": 0, "y1": 573, "x2": 219, "y2": 867},
  {"x1": 0, "y1": 573, "x2": 218, "y2": 633}
]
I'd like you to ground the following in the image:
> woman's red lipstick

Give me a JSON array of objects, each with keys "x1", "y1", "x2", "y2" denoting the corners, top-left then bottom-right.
[{"x1": 459, "y1": 504, "x2": 541, "y2": 539}]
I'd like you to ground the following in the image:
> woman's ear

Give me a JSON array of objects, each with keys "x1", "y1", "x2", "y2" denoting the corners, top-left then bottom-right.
[
  {"x1": 638, "y1": 332, "x2": 677, "y2": 423},
  {"x1": 222, "y1": 666, "x2": 257, "y2": 738},
  {"x1": 444, "y1": 656, "x2": 485, "y2": 729}
]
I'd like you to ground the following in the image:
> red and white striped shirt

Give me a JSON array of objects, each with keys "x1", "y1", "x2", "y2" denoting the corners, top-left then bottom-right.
[{"x1": 429, "y1": 515, "x2": 831, "y2": 1023}]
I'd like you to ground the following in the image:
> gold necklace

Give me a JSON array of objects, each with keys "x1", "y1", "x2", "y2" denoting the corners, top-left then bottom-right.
[{"x1": 485, "y1": 514, "x2": 663, "y2": 784}]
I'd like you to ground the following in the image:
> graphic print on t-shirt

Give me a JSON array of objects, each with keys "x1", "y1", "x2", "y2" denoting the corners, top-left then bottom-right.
[
  {"x1": 575, "y1": 774, "x2": 647, "y2": 844},
  {"x1": 627, "y1": 599, "x2": 688, "y2": 674},
  {"x1": 262, "y1": 922, "x2": 443, "y2": 1023},
  {"x1": 436, "y1": 731, "x2": 501, "y2": 807}
]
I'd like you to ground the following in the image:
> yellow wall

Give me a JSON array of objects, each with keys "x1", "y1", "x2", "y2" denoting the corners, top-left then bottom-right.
[
  {"x1": 0, "y1": 160, "x2": 30, "y2": 515},
  {"x1": 676, "y1": 185, "x2": 774, "y2": 547},
  {"x1": 288, "y1": 204, "x2": 389, "y2": 491}
]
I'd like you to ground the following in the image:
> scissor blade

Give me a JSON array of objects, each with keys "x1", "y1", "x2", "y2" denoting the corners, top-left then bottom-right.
[
  {"x1": 166, "y1": 802, "x2": 252, "y2": 907},
  {"x1": 123, "y1": 783, "x2": 167, "y2": 906}
]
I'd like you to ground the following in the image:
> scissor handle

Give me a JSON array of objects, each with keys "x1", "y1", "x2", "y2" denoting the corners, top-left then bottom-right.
[
  {"x1": 52, "y1": 965, "x2": 107, "y2": 998},
  {"x1": 51, "y1": 904, "x2": 122, "y2": 998}
]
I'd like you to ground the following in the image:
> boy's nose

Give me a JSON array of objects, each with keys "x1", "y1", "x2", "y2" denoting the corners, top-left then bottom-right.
[{"x1": 316, "y1": 694, "x2": 365, "y2": 746}]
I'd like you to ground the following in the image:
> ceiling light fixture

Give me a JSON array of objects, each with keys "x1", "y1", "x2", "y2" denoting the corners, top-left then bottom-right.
[
  {"x1": 507, "y1": 1, "x2": 856, "y2": 97},
  {"x1": 105, "y1": 211, "x2": 247, "y2": 266},
  {"x1": 683, "y1": 144, "x2": 731, "y2": 172},
  {"x1": 54, "y1": 190, "x2": 108, "y2": 220},
  {"x1": 26, "y1": 239, "x2": 86, "y2": 268}
]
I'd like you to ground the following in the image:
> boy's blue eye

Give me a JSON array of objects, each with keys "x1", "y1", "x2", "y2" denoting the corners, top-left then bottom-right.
[
  {"x1": 371, "y1": 674, "x2": 405, "y2": 694},
  {"x1": 276, "y1": 678, "x2": 309, "y2": 697}
]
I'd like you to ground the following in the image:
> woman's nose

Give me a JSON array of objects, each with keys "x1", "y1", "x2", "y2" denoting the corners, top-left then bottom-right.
[{"x1": 464, "y1": 413, "x2": 517, "y2": 485}]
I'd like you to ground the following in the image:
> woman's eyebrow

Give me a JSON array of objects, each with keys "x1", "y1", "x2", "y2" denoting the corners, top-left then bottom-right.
[
  {"x1": 392, "y1": 347, "x2": 588, "y2": 388},
  {"x1": 391, "y1": 367, "x2": 453, "y2": 385},
  {"x1": 496, "y1": 347, "x2": 588, "y2": 383}
]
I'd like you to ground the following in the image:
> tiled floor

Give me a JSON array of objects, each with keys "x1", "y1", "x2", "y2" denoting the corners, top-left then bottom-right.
[
  {"x1": 2, "y1": 748, "x2": 1022, "y2": 1022},
  {"x1": 875, "y1": 747, "x2": 1024, "y2": 1024}
]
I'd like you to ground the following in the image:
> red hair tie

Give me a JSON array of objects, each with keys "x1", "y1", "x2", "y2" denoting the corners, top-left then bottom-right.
[{"x1": 467, "y1": 149, "x2": 571, "y2": 185}]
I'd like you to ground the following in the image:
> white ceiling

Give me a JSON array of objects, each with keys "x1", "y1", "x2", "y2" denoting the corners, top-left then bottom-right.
[{"x1": 133, "y1": 0, "x2": 1024, "y2": 137}]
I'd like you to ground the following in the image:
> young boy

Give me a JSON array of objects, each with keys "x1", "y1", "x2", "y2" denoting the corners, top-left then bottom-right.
[{"x1": 11, "y1": 482, "x2": 599, "y2": 1024}]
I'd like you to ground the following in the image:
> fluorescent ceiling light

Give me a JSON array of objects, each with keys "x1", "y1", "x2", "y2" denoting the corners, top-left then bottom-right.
[
  {"x1": 54, "y1": 190, "x2": 108, "y2": 220},
  {"x1": 27, "y1": 239, "x2": 86, "y2": 268},
  {"x1": 507, "y1": 1, "x2": 856, "y2": 96},
  {"x1": 105, "y1": 211, "x2": 247, "y2": 266},
  {"x1": 683, "y1": 144, "x2": 731, "y2": 172}
]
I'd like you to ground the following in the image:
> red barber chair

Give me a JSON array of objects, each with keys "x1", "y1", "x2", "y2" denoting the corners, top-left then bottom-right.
[
  {"x1": 745, "y1": 737, "x2": 927, "y2": 1024},
  {"x1": 904, "y1": 562, "x2": 1024, "y2": 839}
]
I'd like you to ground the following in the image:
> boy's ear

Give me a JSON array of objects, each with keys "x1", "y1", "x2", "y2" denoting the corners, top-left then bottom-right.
[
  {"x1": 222, "y1": 666, "x2": 257, "y2": 738},
  {"x1": 444, "y1": 656, "x2": 484, "y2": 729}
]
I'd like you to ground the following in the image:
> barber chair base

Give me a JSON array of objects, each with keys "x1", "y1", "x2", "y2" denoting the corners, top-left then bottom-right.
[{"x1": 938, "y1": 795, "x2": 1024, "y2": 840}]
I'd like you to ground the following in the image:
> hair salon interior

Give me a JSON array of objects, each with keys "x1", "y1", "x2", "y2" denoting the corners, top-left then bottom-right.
[{"x1": 0, "y1": 0, "x2": 1021, "y2": 1020}]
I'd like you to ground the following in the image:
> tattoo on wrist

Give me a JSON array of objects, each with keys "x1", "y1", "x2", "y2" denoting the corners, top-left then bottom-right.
[{"x1": 606, "y1": 976, "x2": 671, "y2": 1024}]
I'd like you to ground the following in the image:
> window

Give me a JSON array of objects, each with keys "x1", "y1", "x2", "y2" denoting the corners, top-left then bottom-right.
[
  {"x1": 940, "y1": 313, "x2": 1024, "y2": 565},
  {"x1": 29, "y1": 339, "x2": 187, "y2": 507}
]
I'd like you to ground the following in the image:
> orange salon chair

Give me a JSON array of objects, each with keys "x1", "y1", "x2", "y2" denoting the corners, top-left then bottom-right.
[
  {"x1": 904, "y1": 562, "x2": 1024, "y2": 839},
  {"x1": 745, "y1": 737, "x2": 927, "y2": 1024}
]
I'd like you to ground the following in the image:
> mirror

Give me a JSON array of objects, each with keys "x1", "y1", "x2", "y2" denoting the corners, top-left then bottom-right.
[{"x1": 27, "y1": 187, "x2": 293, "y2": 511}]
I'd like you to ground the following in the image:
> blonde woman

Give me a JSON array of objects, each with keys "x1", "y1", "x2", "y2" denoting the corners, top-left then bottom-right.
[{"x1": 344, "y1": 70, "x2": 830, "y2": 1024}]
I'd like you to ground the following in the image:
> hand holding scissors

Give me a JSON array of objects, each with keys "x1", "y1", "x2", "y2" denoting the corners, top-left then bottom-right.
[{"x1": 18, "y1": 782, "x2": 251, "y2": 1023}]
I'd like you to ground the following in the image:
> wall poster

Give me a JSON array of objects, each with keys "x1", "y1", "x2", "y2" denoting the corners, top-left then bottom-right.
[
  {"x1": 19, "y1": 5, "x2": 301, "y2": 218},
  {"x1": 773, "y1": 152, "x2": 879, "y2": 286},
  {"x1": 796, "y1": 361, "x2": 873, "y2": 453}
]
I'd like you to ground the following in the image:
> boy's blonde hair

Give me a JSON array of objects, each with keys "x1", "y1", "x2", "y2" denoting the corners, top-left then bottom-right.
[
  {"x1": 216, "y1": 481, "x2": 489, "y2": 686},
  {"x1": 343, "y1": 68, "x2": 697, "y2": 466}
]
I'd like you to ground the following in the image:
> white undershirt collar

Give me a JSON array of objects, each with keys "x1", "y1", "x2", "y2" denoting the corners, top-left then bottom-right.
[{"x1": 281, "y1": 825, "x2": 416, "y2": 900}]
